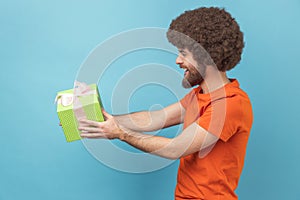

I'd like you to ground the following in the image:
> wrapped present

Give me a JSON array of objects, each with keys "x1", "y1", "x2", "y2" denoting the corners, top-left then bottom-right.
[{"x1": 55, "y1": 82, "x2": 104, "y2": 142}]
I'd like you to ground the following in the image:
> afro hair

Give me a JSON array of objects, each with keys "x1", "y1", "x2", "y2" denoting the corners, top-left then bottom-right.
[{"x1": 167, "y1": 7, "x2": 244, "y2": 71}]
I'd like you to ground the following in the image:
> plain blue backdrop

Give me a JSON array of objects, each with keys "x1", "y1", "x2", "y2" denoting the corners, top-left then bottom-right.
[{"x1": 1, "y1": 0, "x2": 300, "y2": 199}]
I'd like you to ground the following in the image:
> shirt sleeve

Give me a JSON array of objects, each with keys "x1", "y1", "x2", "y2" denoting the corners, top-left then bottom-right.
[
  {"x1": 197, "y1": 97, "x2": 243, "y2": 142},
  {"x1": 180, "y1": 88, "x2": 197, "y2": 109}
]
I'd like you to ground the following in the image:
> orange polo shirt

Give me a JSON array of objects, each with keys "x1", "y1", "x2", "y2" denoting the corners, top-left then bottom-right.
[{"x1": 175, "y1": 79, "x2": 253, "y2": 200}]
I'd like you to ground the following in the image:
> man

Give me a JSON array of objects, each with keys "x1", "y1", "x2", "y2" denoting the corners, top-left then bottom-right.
[{"x1": 79, "y1": 7, "x2": 253, "y2": 200}]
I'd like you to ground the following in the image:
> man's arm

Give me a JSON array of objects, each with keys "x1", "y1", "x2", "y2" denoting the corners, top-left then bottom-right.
[
  {"x1": 119, "y1": 122, "x2": 218, "y2": 159},
  {"x1": 79, "y1": 111, "x2": 218, "y2": 160},
  {"x1": 114, "y1": 102, "x2": 185, "y2": 132}
]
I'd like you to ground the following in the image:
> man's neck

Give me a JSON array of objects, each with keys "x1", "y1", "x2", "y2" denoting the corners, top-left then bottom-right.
[{"x1": 200, "y1": 71, "x2": 230, "y2": 94}]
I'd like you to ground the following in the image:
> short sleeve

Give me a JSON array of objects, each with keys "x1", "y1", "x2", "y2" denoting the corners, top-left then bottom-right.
[
  {"x1": 197, "y1": 97, "x2": 243, "y2": 142},
  {"x1": 180, "y1": 88, "x2": 198, "y2": 109}
]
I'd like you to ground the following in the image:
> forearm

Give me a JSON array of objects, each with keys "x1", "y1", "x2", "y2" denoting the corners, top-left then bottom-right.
[
  {"x1": 114, "y1": 110, "x2": 165, "y2": 132},
  {"x1": 119, "y1": 128, "x2": 178, "y2": 160},
  {"x1": 114, "y1": 102, "x2": 185, "y2": 132}
]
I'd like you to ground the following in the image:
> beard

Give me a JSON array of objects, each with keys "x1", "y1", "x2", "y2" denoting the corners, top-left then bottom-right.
[{"x1": 182, "y1": 66, "x2": 205, "y2": 88}]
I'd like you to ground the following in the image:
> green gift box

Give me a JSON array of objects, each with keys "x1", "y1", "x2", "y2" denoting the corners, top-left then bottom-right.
[{"x1": 55, "y1": 83, "x2": 104, "y2": 142}]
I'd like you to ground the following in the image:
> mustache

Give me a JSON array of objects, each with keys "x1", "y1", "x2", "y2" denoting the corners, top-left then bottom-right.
[{"x1": 179, "y1": 64, "x2": 188, "y2": 70}]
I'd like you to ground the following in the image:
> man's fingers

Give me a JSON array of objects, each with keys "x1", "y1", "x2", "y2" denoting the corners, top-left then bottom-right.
[
  {"x1": 78, "y1": 126, "x2": 103, "y2": 133},
  {"x1": 79, "y1": 119, "x2": 101, "y2": 127},
  {"x1": 80, "y1": 133, "x2": 106, "y2": 138}
]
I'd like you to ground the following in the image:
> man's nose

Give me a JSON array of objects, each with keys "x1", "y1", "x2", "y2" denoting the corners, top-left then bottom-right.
[{"x1": 176, "y1": 55, "x2": 183, "y2": 65}]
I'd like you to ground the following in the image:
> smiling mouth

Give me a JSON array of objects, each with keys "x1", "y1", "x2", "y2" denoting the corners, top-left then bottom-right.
[{"x1": 184, "y1": 69, "x2": 189, "y2": 76}]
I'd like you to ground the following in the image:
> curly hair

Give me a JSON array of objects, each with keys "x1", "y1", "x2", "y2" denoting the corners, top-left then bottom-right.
[{"x1": 167, "y1": 7, "x2": 244, "y2": 71}]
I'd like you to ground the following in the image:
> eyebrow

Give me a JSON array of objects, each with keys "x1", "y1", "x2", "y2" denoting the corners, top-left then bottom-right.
[{"x1": 179, "y1": 49, "x2": 186, "y2": 54}]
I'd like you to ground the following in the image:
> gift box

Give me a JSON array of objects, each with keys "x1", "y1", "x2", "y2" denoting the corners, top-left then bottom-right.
[{"x1": 55, "y1": 82, "x2": 104, "y2": 142}]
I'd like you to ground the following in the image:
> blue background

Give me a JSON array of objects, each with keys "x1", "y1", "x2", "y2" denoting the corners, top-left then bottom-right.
[{"x1": 1, "y1": 0, "x2": 299, "y2": 199}]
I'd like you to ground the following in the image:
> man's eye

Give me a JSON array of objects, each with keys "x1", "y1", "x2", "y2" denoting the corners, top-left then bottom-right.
[{"x1": 179, "y1": 51, "x2": 186, "y2": 56}]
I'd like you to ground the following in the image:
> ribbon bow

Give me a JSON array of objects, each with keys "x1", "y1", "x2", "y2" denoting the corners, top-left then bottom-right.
[
  {"x1": 55, "y1": 81, "x2": 96, "y2": 107},
  {"x1": 55, "y1": 81, "x2": 96, "y2": 121}
]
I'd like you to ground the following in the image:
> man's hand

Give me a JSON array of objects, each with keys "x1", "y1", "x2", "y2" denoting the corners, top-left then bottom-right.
[{"x1": 78, "y1": 110, "x2": 125, "y2": 140}]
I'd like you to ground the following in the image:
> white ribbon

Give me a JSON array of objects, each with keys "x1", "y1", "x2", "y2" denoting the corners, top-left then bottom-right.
[{"x1": 55, "y1": 81, "x2": 96, "y2": 107}]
